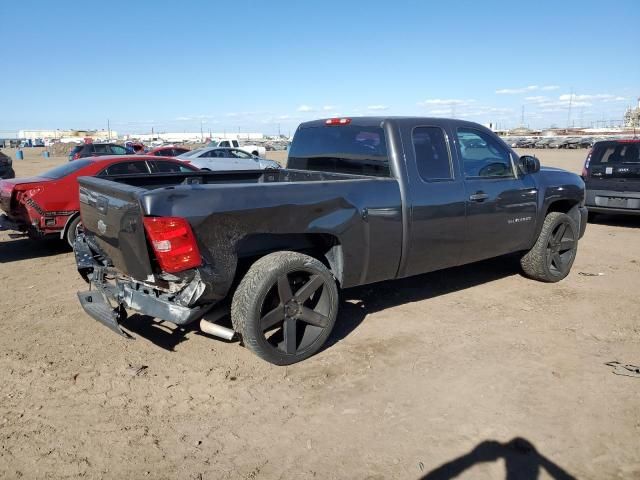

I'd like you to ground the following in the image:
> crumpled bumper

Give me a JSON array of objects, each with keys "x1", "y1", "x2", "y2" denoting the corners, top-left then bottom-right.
[{"x1": 74, "y1": 235, "x2": 214, "y2": 338}]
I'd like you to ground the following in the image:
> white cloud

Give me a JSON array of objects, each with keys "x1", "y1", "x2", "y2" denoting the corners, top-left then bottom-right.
[
  {"x1": 175, "y1": 116, "x2": 192, "y2": 121},
  {"x1": 496, "y1": 85, "x2": 560, "y2": 94},
  {"x1": 367, "y1": 105, "x2": 389, "y2": 111},
  {"x1": 418, "y1": 98, "x2": 474, "y2": 106},
  {"x1": 297, "y1": 104, "x2": 315, "y2": 112},
  {"x1": 322, "y1": 105, "x2": 337, "y2": 111},
  {"x1": 496, "y1": 85, "x2": 539, "y2": 94},
  {"x1": 524, "y1": 96, "x2": 549, "y2": 103},
  {"x1": 558, "y1": 93, "x2": 626, "y2": 102}
]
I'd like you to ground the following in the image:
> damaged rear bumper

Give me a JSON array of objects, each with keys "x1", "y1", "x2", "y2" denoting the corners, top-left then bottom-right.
[{"x1": 75, "y1": 235, "x2": 215, "y2": 337}]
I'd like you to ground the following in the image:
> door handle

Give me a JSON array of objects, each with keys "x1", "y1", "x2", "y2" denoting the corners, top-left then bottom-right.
[{"x1": 469, "y1": 192, "x2": 489, "y2": 202}]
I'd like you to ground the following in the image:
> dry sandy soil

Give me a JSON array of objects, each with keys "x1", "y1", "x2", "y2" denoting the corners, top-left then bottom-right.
[{"x1": 0, "y1": 147, "x2": 638, "y2": 480}]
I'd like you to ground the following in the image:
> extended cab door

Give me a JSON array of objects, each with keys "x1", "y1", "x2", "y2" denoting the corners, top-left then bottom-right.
[
  {"x1": 454, "y1": 127, "x2": 538, "y2": 264},
  {"x1": 399, "y1": 124, "x2": 467, "y2": 276}
]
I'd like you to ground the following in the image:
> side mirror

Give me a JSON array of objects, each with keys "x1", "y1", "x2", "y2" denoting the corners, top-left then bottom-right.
[{"x1": 518, "y1": 155, "x2": 540, "y2": 174}]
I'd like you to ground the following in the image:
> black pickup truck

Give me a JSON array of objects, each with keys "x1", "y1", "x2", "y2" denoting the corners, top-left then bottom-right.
[{"x1": 74, "y1": 117, "x2": 587, "y2": 365}]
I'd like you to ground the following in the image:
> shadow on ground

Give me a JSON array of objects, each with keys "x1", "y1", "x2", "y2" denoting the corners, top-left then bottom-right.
[
  {"x1": 121, "y1": 254, "x2": 520, "y2": 352},
  {"x1": 0, "y1": 237, "x2": 69, "y2": 263},
  {"x1": 324, "y1": 254, "x2": 521, "y2": 350},
  {"x1": 420, "y1": 437, "x2": 576, "y2": 479},
  {"x1": 589, "y1": 213, "x2": 640, "y2": 228}
]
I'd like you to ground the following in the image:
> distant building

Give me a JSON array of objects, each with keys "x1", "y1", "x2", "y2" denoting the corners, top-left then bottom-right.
[
  {"x1": 623, "y1": 98, "x2": 640, "y2": 128},
  {"x1": 18, "y1": 129, "x2": 117, "y2": 141},
  {"x1": 124, "y1": 132, "x2": 264, "y2": 142}
]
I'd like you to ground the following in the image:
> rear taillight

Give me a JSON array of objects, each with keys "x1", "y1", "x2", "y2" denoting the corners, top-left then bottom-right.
[
  {"x1": 325, "y1": 117, "x2": 352, "y2": 126},
  {"x1": 581, "y1": 149, "x2": 592, "y2": 178},
  {"x1": 143, "y1": 217, "x2": 201, "y2": 273}
]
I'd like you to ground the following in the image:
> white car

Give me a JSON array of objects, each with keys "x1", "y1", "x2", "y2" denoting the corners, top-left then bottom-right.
[
  {"x1": 177, "y1": 147, "x2": 280, "y2": 171},
  {"x1": 207, "y1": 139, "x2": 266, "y2": 157}
]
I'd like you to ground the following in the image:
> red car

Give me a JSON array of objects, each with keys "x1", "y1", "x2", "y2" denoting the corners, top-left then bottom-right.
[
  {"x1": 146, "y1": 145, "x2": 190, "y2": 157},
  {"x1": 0, "y1": 155, "x2": 198, "y2": 247}
]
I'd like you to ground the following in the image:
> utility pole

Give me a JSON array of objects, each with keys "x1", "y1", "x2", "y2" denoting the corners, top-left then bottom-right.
[
  {"x1": 107, "y1": 119, "x2": 111, "y2": 140},
  {"x1": 567, "y1": 88, "x2": 574, "y2": 128},
  {"x1": 200, "y1": 120, "x2": 204, "y2": 142}
]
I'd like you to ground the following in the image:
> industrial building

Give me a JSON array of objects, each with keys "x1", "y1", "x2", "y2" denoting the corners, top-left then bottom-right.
[{"x1": 623, "y1": 98, "x2": 640, "y2": 128}]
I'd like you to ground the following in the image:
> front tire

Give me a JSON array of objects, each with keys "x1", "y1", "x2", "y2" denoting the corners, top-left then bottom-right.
[
  {"x1": 231, "y1": 251, "x2": 339, "y2": 365},
  {"x1": 520, "y1": 212, "x2": 578, "y2": 282}
]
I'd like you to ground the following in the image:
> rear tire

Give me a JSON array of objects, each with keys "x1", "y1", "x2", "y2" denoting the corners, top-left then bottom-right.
[
  {"x1": 65, "y1": 216, "x2": 83, "y2": 248},
  {"x1": 520, "y1": 212, "x2": 578, "y2": 282},
  {"x1": 231, "y1": 251, "x2": 339, "y2": 365}
]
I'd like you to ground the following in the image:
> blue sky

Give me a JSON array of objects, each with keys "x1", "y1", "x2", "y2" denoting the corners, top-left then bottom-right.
[{"x1": 1, "y1": 0, "x2": 638, "y2": 136}]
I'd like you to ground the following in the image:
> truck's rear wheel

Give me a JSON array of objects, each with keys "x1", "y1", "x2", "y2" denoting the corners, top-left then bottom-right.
[
  {"x1": 231, "y1": 251, "x2": 339, "y2": 365},
  {"x1": 520, "y1": 212, "x2": 578, "y2": 282}
]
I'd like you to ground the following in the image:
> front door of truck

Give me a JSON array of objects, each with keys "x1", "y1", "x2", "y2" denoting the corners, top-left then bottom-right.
[
  {"x1": 454, "y1": 127, "x2": 538, "y2": 264},
  {"x1": 400, "y1": 124, "x2": 468, "y2": 276}
]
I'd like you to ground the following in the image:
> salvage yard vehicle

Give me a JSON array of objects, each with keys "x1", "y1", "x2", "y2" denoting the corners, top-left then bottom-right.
[
  {"x1": 582, "y1": 139, "x2": 640, "y2": 216},
  {"x1": 0, "y1": 155, "x2": 198, "y2": 247},
  {"x1": 206, "y1": 139, "x2": 266, "y2": 158},
  {"x1": 74, "y1": 117, "x2": 587, "y2": 365},
  {"x1": 146, "y1": 145, "x2": 190, "y2": 157},
  {"x1": 0, "y1": 150, "x2": 14, "y2": 179},
  {"x1": 177, "y1": 147, "x2": 280, "y2": 171},
  {"x1": 69, "y1": 143, "x2": 128, "y2": 161}
]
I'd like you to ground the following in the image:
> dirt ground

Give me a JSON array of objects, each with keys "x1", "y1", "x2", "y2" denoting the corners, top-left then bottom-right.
[{"x1": 0, "y1": 147, "x2": 638, "y2": 479}]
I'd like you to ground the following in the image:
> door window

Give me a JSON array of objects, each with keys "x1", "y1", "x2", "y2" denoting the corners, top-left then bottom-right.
[
  {"x1": 229, "y1": 149, "x2": 252, "y2": 159},
  {"x1": 412, "y1": 126, "x2": 453, "y2": 181},
  {"x1": 219, "y1": 141, "x2": 230, "y2": 147},
  {"x1": 104, "y1": 161, "x2": 150, "y2": 175},
  {"x1": 456, "y1": 128, "x2": 514, "y2": 178},
  {"x1": 151, "y1": 161, "x2": 196, "y2": 173}
]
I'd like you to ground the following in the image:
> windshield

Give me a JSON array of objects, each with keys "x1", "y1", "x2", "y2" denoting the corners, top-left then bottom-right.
[
  {"x1": 40, "y1": 159, "x2": 94, "y2": 179},
  {"x1": 591, "y1": 142, "x2": 640, "y2": 164},
  {"x1": 288, "y1": 125, "x2": 390, "y2": 177}
]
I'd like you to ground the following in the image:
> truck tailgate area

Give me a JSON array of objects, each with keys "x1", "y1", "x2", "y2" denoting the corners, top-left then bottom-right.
[{"x1": 78, "y1": 176, "x2": 154, "y2": 281}]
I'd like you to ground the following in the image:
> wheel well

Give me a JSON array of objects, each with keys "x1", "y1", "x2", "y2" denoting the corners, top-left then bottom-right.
[
  {"x1": 546, "y1": 200, "x2": 581, "y2": 228},
  {"x1": 251, "y1": 150, "x2": 259, "y2": 156},
  {"x1": 235, "y1": 233, "x2": 343, "y2": 284},
  {"x1": 61, "y1": 212, "x2": 80, "y2": 239}
]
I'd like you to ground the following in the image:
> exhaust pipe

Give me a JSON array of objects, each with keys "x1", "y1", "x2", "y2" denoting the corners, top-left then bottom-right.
[
  {"x1": 200, "y1": 306, "x2": 235, "y2": 340},
  {"x1": 200, "y1": 319, "x2": 235, "y2": 340}
]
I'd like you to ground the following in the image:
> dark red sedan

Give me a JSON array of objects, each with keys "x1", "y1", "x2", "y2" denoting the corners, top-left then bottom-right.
[{"x1": 0, "y1": 155, "x2": 198, "y2": 247}]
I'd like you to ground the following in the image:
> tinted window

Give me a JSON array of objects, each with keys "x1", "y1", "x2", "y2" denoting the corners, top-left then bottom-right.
[
  {"x1": 40, "y1": 159, "x2": 94, "y2": 179},
  {"x1": 152, "y1": 161, "x2": 197, "y2": 173},
  {"x1": 109, "y1": 145, "x2": 127, "y2": 155},
  {"x1": 219, "y1": 141, "x2": 230, "y2": 147},
  {"x1": 288, "y1": 125, "x2": 389, "y2": 177},
  {"x1": 93, "y1": 144, "x2": 110, "y2": 154},
  {"x1": 412, "y1": 127, "x2": 452, "y2": 181},
  {"x1": 105, "y1": 161, "x2": 150, "y2": 175},
  {"x1": 232, "y1": 140, "x2": 239, "y2": 147},
  {"x1": 591, "y1": 142, "x2": 640, "y2": 164},
  {"x1": 456, "y1": 128, "x2": 514, "y2": 178}
]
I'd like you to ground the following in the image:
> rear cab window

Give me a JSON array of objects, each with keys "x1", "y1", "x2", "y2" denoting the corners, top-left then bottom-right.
[
  {"x1": 412, "y1": 126, "x2": 453, "y2": 181},
  {"x1": 288, "y1": 124, "x2": 390, "y2": 177}
]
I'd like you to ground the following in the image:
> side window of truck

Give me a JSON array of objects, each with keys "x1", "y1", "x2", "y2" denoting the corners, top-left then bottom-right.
[
  {"x1": 456, "y1": 128, "x2": 514, "y2": 179},
  {"x1": 232, "y1": 140, "x2": 239, "y2": 147},
  {"x1": 412, "y1": 126, "x2": 453, "y2": 181},
  {"x1": 219, "y1": 141, "x2": 230, "y2": 147}
]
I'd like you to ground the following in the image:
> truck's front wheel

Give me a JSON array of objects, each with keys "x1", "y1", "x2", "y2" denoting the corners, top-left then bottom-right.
[
  {"x1": 520, "y1": 212, "x2": 578, "y2": 282},
  {"x1": 231, "y1": 251, "x2": 339, "y2": 365}
]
